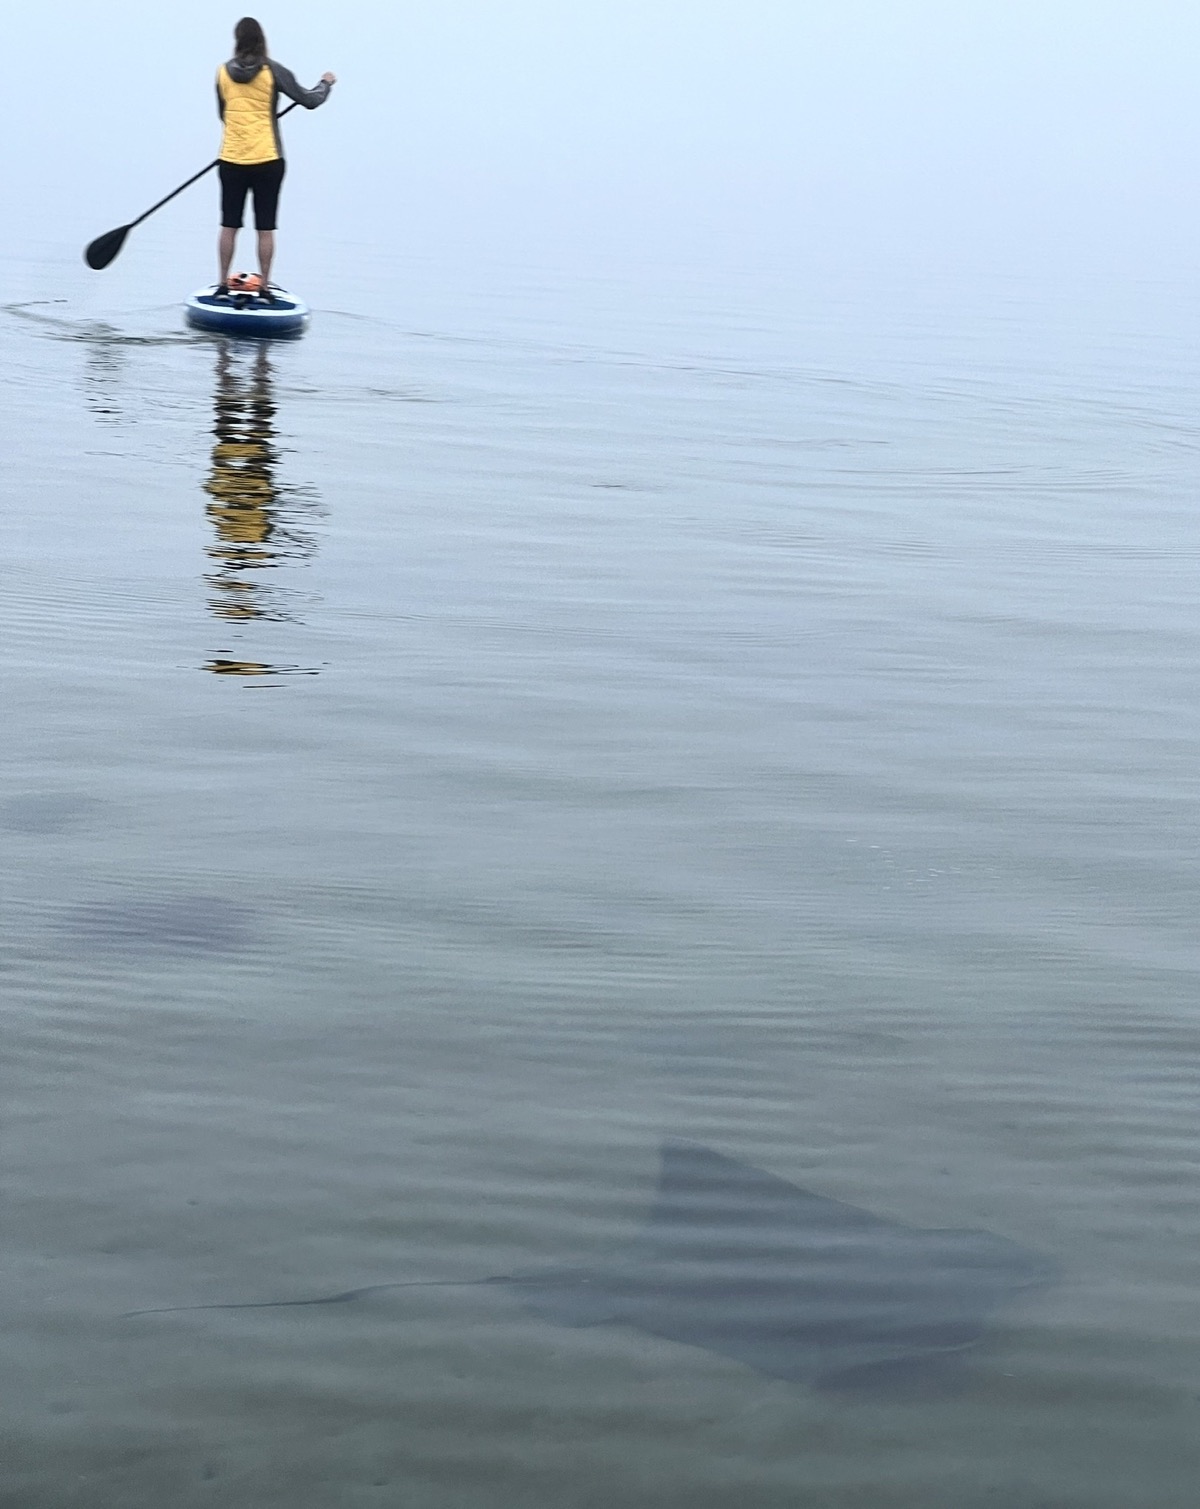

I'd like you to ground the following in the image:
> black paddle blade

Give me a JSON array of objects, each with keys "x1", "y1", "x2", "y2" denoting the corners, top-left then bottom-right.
[{"x1": 84, "y1": 225, "x2": 131, "y2": 271}]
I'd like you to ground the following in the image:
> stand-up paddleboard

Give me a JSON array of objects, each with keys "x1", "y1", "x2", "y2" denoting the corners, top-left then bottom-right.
[{"x1": 185, "y1": 278, "x2": 309, "y2": 338}]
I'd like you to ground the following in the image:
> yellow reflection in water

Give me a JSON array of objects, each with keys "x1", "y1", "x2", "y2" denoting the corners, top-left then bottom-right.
[{"x1": 203, "y1": 341, "x2": 323, "y2": 676}]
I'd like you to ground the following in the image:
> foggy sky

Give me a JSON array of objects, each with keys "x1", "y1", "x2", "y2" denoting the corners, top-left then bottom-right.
[{"x1": 11, "y1": 2, "x2": 1200, "y2": 277}]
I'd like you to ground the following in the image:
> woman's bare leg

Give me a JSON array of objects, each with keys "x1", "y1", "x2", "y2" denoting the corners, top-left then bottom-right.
[
  {"x1": 257, "y1": 230, "x2": 275, "y2": 286},
  {"x1": 218, "y1": 227, "x2": 237, "y2": 286}
]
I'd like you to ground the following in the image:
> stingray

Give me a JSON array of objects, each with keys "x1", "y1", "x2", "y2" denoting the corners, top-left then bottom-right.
[
  {"x1": 128, "y1": 1141, "x2": 1056, "y2": 1391},
  {"x1": 61, "y1": 894, "x2": 251, "y2": 956},
  {"x1": 0, "y1": 793, "x2": 107, "y2": 835}
]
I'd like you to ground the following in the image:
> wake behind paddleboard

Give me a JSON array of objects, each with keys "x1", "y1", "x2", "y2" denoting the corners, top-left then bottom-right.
[{"x1": 185, "y1": 284, "x2": 309, "y2": 338}]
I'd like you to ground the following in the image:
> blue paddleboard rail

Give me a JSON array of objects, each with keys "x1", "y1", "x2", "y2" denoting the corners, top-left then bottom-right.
[{"x1": 185, "y1": 286, "x2": 310, "y2": 338}]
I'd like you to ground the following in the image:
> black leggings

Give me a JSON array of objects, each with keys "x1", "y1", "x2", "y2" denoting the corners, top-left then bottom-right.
[{"x1": 219, "y1": 159, "x2": 286, "y2": 231}]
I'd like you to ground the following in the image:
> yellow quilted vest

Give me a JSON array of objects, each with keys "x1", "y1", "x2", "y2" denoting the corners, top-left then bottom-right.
[{"x1": 217, "y1": 64, "x2": 279, "y2": 165}]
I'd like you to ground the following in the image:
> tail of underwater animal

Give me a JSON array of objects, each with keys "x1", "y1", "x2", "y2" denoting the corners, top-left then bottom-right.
[{"x1": 124, "y1": 1277, "x2": 510, "y2": 1318}]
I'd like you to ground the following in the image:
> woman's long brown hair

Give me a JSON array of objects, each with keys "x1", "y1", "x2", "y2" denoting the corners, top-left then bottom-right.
[{"x1": 234, "y1": 17, "x2": 267, "y2": 60}]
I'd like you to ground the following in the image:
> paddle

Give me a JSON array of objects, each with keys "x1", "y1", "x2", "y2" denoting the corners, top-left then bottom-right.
[{"x1": 84, "y1": 102, "x2": 301, "y2": 270}]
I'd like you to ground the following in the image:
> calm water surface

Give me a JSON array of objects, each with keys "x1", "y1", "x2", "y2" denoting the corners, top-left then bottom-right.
[{"x1": 3, "y1": 245, "x2": 1200, "y2": 1506}]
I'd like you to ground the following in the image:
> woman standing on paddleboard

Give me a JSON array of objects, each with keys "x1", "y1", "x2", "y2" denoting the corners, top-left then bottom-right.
[{"x1": 215, "y1": 17, "x2": 335, "y2": 300}]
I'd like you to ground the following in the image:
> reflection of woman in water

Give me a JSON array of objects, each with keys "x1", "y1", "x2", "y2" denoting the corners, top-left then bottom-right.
[
  {"x1": 205, "y1": 341, "x2": 280, "y2": 622},
  {"x1": 203, "y1": 341, "x2": 321, "y2": 674}
]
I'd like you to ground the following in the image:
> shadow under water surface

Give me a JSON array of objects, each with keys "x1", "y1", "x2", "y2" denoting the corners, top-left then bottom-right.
[{"x1": 128, "y1": 1142, "x2": 1058, "y2": 1396}]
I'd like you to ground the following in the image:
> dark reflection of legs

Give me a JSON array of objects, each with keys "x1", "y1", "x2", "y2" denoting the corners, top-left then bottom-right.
[
  {"x1": 202, "y1": 339, "x2": 322, "y2": 677},
  {"x1": 205, "y1": 342, "x2": 279, "y2": 623}
]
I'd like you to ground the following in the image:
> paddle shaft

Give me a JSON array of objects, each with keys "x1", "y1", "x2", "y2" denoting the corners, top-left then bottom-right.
[{"x1": 130, "y1": 101, "x2": 301, "y2": 231}]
